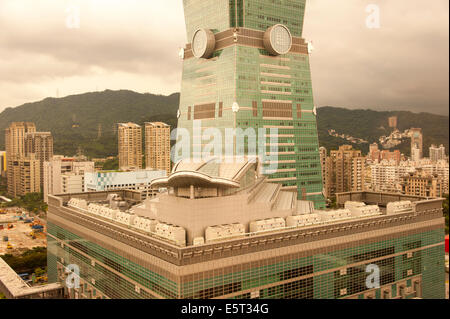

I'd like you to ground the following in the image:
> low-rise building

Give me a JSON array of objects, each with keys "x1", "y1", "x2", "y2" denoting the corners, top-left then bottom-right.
[
  {"x1": 43, "y1": 157, "x2": 95, "y2": 203},
  {"x1": 401, "y1": 169, "x2": 445, "y2": 198},
  {"x1": 84, "y1": 169, "x2": 167, "y2": 199}
]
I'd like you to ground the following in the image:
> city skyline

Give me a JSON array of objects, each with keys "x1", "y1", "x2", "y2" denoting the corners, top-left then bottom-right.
[
  {"x1": 0, "y1": 1, "x2": 448, "y2": 302},
  {"x1": 0, "y1": 0, "x2": 448, "y2": 115}
]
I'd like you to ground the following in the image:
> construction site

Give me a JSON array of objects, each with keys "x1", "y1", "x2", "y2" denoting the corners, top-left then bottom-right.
[{"x1": 0, "y1": 208, "x2": 46, "y2": 255}]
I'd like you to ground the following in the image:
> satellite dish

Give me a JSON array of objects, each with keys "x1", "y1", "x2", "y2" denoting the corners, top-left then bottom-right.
[{"x1": 313, "y1": 106, "x2": 317, "y2": 116}]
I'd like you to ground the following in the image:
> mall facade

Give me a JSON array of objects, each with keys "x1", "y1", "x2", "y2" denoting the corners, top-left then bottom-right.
[{"x1": 47, "y1": 159, "x2": 446, "y2": 299}]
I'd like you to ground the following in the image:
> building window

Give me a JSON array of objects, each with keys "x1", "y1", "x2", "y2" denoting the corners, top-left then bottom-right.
[
  {"x1": 194, "y1": 103, "x2": 216, "y2": 120},
  {"x1": 252, "y1": 101, "x2": 258, "y2": 117},
  {"x1": 297, "y1": 104, "x2": 302, "y2": 119},
  {"x1": 218, "y1": 102, "x2": 223, "y2": 117}
]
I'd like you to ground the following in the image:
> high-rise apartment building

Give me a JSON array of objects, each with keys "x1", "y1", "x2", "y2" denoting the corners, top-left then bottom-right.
[
  {"x1": 43, "y1": 156, "x2": 95, "y2": 203},
  {"x1": 351, "y1": 157, "x2": 365, "y2": 192},
  {"x1": 369, "y1": 143, "x2": 380, "y2": 162},
  {"x1": 0, "y1": 151, "x2": 6, "y2": 177},
  {"x1": 380, "y1": 150, "x2": 401, "y2": 164},
  {"x1": 176, "y1": 0, "x2": 325, "y2": 208},
  {"x1": 410, "y1": 128, "x2": 423, "y2": 160},
  {"x1": 25, "y1": 132, "x2": 54, "y2": 190},
  {"x1": 319, "y1": 147, "x2": 327, "y2": 198},
  {"x1": 8, "y1": 155, "x2": 41, "y2": 196},
  {"x1": 5, "y1": 122, "x2": 36, "y2": 197},
  {"x1": 144, "y1": 122, "x2": 171, "y2": 174},
  {"x1": 118, "y1": 123, "x2": 142, "y2": 171},
  {"x1": 325, "y1": 145, "x2": 364, "y2": 197},
  {"x1": 368, "y1": 144, "x2": 401, "y2": 164},
  {"x1": 429, "y1": 144, "x2": 446, "y2": 163},
  {"x1": 47, "y1": 158, "x2": 446, "y2": 299},
  {"x1": 4, "y1": 122, "x2": 36, "y2": 159},
  {"x1": 370, "y1": 161, "x2": 415, "y2": 193}
]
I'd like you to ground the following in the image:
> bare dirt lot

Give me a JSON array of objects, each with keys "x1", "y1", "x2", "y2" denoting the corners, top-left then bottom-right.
[{"x1": 0, "y1": 209, "x2": 46, "y2": 255}]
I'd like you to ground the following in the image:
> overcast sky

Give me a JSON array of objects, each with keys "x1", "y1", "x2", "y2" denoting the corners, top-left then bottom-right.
[{"x1": 0, "y1": 0, "x2": 448, "y2": 115}]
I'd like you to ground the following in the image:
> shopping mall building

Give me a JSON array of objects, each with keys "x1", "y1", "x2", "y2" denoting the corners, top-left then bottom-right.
[{"x1": 46, "y1": 158, "x2": 446, "y2": 299}]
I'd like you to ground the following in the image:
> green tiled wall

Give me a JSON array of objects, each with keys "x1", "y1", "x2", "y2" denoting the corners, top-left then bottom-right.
[{"x1": 48, "y1": 221, "x2": 446, "y2": 299}]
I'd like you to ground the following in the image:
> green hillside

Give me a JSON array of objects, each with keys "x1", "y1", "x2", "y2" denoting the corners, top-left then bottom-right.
[
  {"x1": 0, "y1": 91, "x2": 448, "y2": 158},
  {"x1": 317, "y1": 107, "x2": 449, "y2": 157},
  {"x1": 0, "y1": 90, "x2": 179, "y2": 158}
]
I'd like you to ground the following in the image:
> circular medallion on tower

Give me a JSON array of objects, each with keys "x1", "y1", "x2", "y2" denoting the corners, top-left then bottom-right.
[
  {"x1": 191, "y1": 29, "x2": 216, "y2": 59},
  {"x1": 263, "y1": 24, "x2": 293, "y2": 56}
]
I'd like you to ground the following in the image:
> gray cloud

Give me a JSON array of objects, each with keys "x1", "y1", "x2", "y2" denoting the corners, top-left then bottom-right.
[
  {"x1": 0, "y1": 0, "x2": 448, "y2": 115},
  {"x1": 304, "y1": 0, "x2": 449, "y2": 115}
]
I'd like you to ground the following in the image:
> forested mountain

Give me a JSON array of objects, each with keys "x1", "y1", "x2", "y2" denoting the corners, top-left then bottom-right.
[{"x1": 1, "y1": 90, "x2": 448, "y2": 158}]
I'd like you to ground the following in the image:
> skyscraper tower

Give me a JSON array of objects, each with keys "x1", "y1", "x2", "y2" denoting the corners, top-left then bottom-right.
[{"x1": 177, "y1": 0, "x2": 325, "y2": 208}]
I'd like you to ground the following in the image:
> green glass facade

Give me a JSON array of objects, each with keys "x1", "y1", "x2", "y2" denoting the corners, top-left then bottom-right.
[
  {"x1": 47, "y1": 221, "x2": 446, "y2": 299},
  {"x1": 178, "y1": 0, "x2": 325, "y2": 208}
]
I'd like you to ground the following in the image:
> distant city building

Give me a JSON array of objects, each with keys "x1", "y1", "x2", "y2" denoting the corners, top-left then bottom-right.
[
  {"x1": 368, "y1": 143, "x2": 380, "y2": 162},
  {"x1": 47, "y1": 158, "x2": 446, "y2": 299},
  {"x1": 368, "y1": 143, "x2": 401, "y2": 164},
  {"x1": 118, "y1": 123, "x2": 142, "y2": 171},
  {"x1": 84, "y1": 169, "x2": 166, "y2": 199},
  {"x1": 418, "y1": 159, "x2": 449, "y2": 195},
  {"x1": 319, "y1": 147, "x2": 327, "y2": 197},
  {"x1": 368, "y1": 159, "x2": 449, "y2": 195},
  {"x1": 325, "y1": 145, "x2": 365, "y2": 197},
  {"x1": 370, "y1": 161, "x2": 415, "y2": 193},
  {"x1": 24, "y1": 131, "x2": 54, "y2": 190},
  {"x1": 429, "y1": 144, "x2": 446, "y2": 162},
  {"x1": 401, "y1": 169, "x2": 445, "y2": 198},
  {"x1": 388, "y1": 116, "x2": 398, "y2": 129},
  {"x1": 8, "y1": 155, "x2": 41, "y2": 196},
  {"x1": 411, "y1": 147, "x2": 421, "y2": 163},
  {"x1": 380, "y1": 150, "x2": 401, "y2": 164},
  {"x1": 0, "y1": 151, "x2": 6, "y2": 177},
  {"x1": 351, "y1": 157, "x2": 365, "y2": 192},
  {"x1": 144, "y1": 122, "x2": 171, "y2": 174},
  {"x1": 5, "y1": 122, "x2": 37, "y2": 197},
  {"x1": 43, "y1": 156, "x2": 95, "y2": 203},
  {"x1": 410, "y1": 128, "x2": 423, "y2": 160}
]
